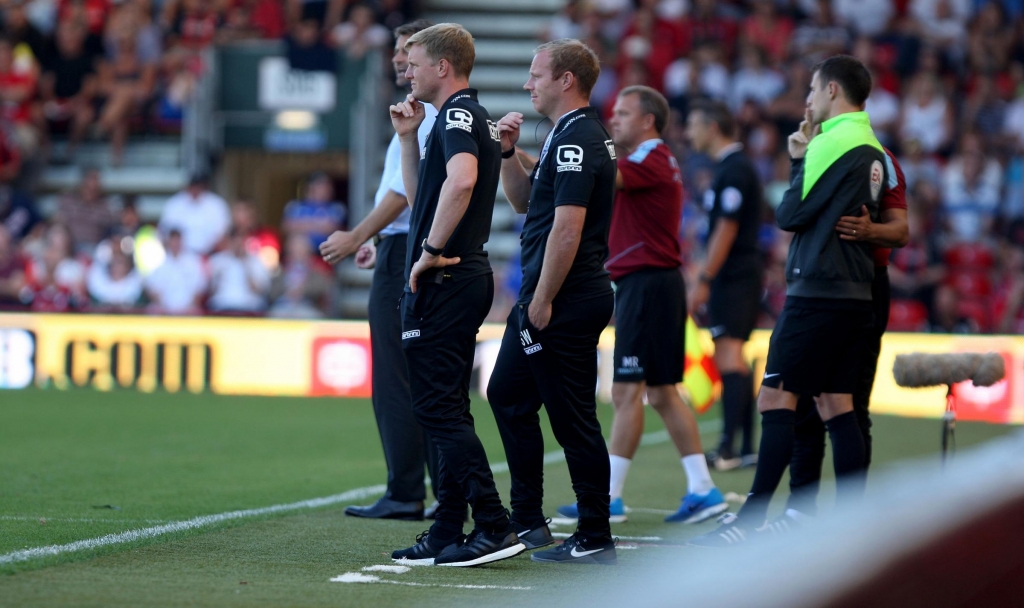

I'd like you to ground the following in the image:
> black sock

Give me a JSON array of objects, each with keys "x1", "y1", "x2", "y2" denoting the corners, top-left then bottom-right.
[
  {"x1": 737, "y1": 409, "x2": 795, "y2": 526},
  {"x1": 719, "y1": 372, "x2": 748, "y2": 457},
  {"x1": 786, "y1": 400, "x2": 826, "y2": 516},
  {"x1": 739, "y1": 373, "x2": 755, "y2": 455},
  {"x1": 826, "y1": 411, "x2": 866, "y2": 502}
]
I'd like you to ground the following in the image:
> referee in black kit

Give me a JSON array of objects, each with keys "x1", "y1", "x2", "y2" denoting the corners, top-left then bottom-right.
[
  {"x1": 685, "y1": 99, "x2": 764, "y2": 471},
  {"x1": 488, "y1": 39, "x2": 618, "y2": 565},
  {"x1": 387, "y1": 23, "x2": 523, "y2": 567}
]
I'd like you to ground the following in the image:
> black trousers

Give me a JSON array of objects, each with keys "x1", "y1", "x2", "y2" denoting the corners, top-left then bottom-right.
[
  {"x1": 788, "y1": 268, "x2": 891, "y2": 511},
  {"x1": 401, "y1": 272, "x2": 506, "y2": 532},
  {"x1": 367, "y1": 234, "x2": 438, "y2": 503},
  {"x1": 487, "y1": 294, "x2": 615, "y2": 539}
]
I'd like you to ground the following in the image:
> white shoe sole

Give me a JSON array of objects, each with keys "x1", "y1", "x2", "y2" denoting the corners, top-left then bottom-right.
[
  {"x1": 435, "y1": 542, "x2": 526, "y2": 567},
  {"x1": 392, "y1": 557, "x2": 436, "y2": 566},
  {"x1": 680, "y1": 502, "x2": 729, "y2": 525},
  {"x1": 554, "y1": 514, "x2": 628, "y2": 524}
]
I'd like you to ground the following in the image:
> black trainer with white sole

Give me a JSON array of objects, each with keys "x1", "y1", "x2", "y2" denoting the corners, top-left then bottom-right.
[
  {"x1": 530, "y1": 533, "x2": 617, "y2": 565},
  {"x1": 510, "y1": 519, "x2": 555, "y2": 549},
  {"x1": 433, "y1": 528, "x2": 526, "y2": 567},
  {"x1": 391, "y1": 530, "x2": 462, "y2": 565},
  {"x1": 687, "y1": 513, "x2": 754, "y2": 548}
]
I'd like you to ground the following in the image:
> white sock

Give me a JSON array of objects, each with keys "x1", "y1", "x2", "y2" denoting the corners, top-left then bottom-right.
[
  {"x1": 608, "y1": 455, "x2": 631, "y2": 500},
  {"x1": 682, "y1": 454, "x2": 715, "y2": 495}
]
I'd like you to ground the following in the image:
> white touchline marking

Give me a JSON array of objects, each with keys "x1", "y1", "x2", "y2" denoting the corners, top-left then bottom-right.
[
  {"x1": 552, "y1": 533, "x2": 662, "y2": 542},
  {"x1": 363, "y1": 565, "x2": 410, "y2": 574},
  {"x1": 0, "y1": 516, "x2": 170, "y2": 524},
  {"x1": 1, "y1": 420, "x2": 723, "y2": 567},
  {"x1": 391, "y1": 559, "x2": 434, "y2": 567},
  {"x1": 330, "y1": 572, "x2": 531, "y2": 590},
  {"x1": 0, "y1": 484, "x2": 386, "y2": 567}
]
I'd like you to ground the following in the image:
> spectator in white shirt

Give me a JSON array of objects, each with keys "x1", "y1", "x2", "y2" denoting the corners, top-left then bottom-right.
[
  {"x1": 207, "y1": 228, "x2": 271, "y2": 313},
  {"x1": 942, "y1": 133, "x2": 1003, "y2": 243},
  {"x1": 157, "y1": 173, "x2": 231, "y2": 255},
  {"x1": 145, "y1": 229, "x2": 207, "y2": 315},
  {"x1": 833, "y1": 0, "x2": 894, "y2": 37},
  {"x1": 87, "y1": 241, "x2": 143, "y2": 309},
  {"x1": 910, "y1": 0, "x2": 972, "y2": 48},
  {"x1": 729, "y1": 45, "x2": 784, "y2": 111}
]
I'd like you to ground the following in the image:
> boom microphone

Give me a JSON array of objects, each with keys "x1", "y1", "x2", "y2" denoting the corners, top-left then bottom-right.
[{"x1": 892, "y1": 353, "x2": 1005, "y2": 389}]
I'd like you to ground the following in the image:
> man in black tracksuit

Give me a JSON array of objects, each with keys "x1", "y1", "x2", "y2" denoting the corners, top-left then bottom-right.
[
  {"x1": 488, "y1": 39, "x2": 618, "y2": 565},
  {"x1": 387, "y1": 24, "x2": 523, "y2": 567},
  {"x1": 691, "y1": 55, "x2": 886, "y2": 546}
]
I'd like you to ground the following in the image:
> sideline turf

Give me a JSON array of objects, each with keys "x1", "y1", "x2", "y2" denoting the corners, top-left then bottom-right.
[{"x1": 0, "y1": 389, "x2": 1013, "y2": 606}]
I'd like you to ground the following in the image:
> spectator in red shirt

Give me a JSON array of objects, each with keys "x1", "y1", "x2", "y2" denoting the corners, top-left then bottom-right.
[
  {"x1": 741, "y1": 0, "x2": 795, "y2": 65},
  {"x1": 616, "y1": 2, "x2": 685, "y2": 94},
  {"x1": 680, "y1": 0, "x2": 739, "y2": 63}
]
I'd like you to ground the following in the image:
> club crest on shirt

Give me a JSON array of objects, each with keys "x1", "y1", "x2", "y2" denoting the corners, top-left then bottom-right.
[
  {"x1": 556, "y1": 145, "x2": 584, "y2": 172},
  {"x1": 604, "y1": 139, "x2": 616, "y2": 160},
  {"x1": 869, "y1": 159, "x2": 883, "y2": 201},
  {"x1": 446, "y1": 108, "x2": 473, "y2": 132},
  {"x1": 487, "y1": 120, "x2": 500, "y2": 142}
]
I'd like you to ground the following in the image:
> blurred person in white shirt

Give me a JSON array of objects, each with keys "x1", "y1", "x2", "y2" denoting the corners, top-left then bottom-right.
[
  {"x1": 145, "y1": 229, "x2": 207, "y2": 315},
  {"x1": 729, "y1": 45, "x2": 784, "y2": 112},
  {"x1": 207, "y1": 228, "x2": 271, "y2": 313},
  {"x1": 157, "y1": 173, "x2": 231, "y2": 255},
  {"x1": 87, "y1": 240, "x2": 142, "y2": 309}
]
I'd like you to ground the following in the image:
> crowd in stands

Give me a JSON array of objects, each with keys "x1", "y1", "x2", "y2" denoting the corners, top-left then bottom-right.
[
  {"x1": 0, "y1": 167, "x2": 348, "y2": 317},
  {"x1": 0, "y1": 0, "x2": 406, "y2": 317},
  {"x1": 541, "y1": 0, "x2": 1024, "y2": 334}
]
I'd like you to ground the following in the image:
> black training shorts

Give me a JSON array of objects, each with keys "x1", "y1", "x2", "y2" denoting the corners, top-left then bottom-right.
[
  {"x1": 761, "y1": 296, "x2": 874, "y2": 396},
  {"x1": 708, "y1": 272, "x2": 761, "y2": 341},
  {"x1": 612, "y1": 267, "x2": 685, "y2": 386}
]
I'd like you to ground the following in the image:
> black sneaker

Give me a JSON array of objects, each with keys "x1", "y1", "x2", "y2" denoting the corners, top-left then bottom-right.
[
  {"x1": 530, "y1": 533, "x2": 617, "y2": 565},
  {"x1": 433, "y1": 527, "x2": 526, "y2": 567},
  {"x1": 391, "y1": 530, "x2": 462, "y2": 565},
  {"x1": 510, "y1": 519, "x2": 555, "y2": 549},
  {"x1": 687, "y1": 513, "x2": 754, "y2": 548}
]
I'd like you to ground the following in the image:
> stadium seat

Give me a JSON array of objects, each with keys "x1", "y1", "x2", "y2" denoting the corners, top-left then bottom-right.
[
  {"x1": 888, "y1": 299, "x2": 929, "y2": 332},
  {"x1": 945, "y1": 270, "x2": 992, "y2": 298},
  {"x1": 943, "y1": 243, "x2": 995, "y2": 270}
]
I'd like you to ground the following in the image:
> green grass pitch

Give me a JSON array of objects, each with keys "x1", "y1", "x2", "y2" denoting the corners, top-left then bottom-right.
[{"x1": 0, "y1": 389, "x2": 1013, "y2": 606}]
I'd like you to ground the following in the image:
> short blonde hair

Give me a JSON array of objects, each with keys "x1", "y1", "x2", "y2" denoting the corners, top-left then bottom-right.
[
  {"x1": 535, "y1": 39, "x2": 601, "y2": 98},
  {"x1": 405, "y1": 23, "x2": 475, "y2": 79}
]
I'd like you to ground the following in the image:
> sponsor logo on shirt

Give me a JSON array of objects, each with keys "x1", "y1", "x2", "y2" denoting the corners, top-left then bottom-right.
[
  {"x1": 869, "y1": 159, "x2": 883, "y2": 201},
  {"x1": 446, "y1": 108, "x2": 473, "y2": 132},
  {"x1": 604, "y1": 139, "x2": 617, "y2": 160},
  {"x1": 488, "y1": 120, "x2": 500, "y2": 142},
  {"x1": 556, "y1": 145, "x2": 584, "y2": 172},
  {"x1": 520, "y1": 328, "x2": 542, "y2": 354},
  {"x1": 401, "y1": 330, "x2": 420, "y2": 340}
]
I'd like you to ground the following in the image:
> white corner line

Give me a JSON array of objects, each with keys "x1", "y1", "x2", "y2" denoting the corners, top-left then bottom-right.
[{"x1": 1, "y1": 419, "x2": 722, "y2": 567}]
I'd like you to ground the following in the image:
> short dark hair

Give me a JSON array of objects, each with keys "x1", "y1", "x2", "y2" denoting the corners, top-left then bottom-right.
[
  {"x1": 689, "y1": 99, "x2": 735, "y2": 139},
  {"x1": 812, "y1": 55, "x2": 872, "y2": 107},
  {"x1": 394, "y1": 19, "x2": 433, "y2": 39},
  {"x1": 619, "y1": 85, "x2": 670, "y2": 134}
]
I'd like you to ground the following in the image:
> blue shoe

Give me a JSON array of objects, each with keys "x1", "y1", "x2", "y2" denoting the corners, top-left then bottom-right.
[
  {"x1": 665, "y1": 488, "x2": 728, "y2": 524},
  {"x1": 556, "y1": 497, "x2": 627, "y2": 523}
]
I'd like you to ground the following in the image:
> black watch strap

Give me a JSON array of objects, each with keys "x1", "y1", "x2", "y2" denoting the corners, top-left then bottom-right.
[
  {"x1": 501, "y1": 146, "x2": 516, "y2": 159},
  {"x1": 422, "y1": 239, "x2": 444, "y2": 256}
]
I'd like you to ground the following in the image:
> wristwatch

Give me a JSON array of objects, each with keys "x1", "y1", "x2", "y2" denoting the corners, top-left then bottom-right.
[{"x1": 422, "y1": 239, "x2": 444, "y2": 256}]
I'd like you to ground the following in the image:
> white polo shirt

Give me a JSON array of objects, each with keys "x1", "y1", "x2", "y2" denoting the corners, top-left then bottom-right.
[
  {"x1": 158, "y1": 189, "x2": 232, "y2": 255},
  {"x1": 374, "y1": 103, "x2": 438, "y2": 237}
]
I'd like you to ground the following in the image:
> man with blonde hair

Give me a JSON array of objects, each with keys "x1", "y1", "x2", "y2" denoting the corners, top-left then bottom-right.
[
  {"x1": 488, "y1": 39, "x2": 618, "y2": 565},
  {"x1": 387, "y1": 23, "x2": 524, "y2": 567}
]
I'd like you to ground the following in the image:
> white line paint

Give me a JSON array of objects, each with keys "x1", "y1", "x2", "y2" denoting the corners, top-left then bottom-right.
[
  {"x1": 1, "y1": 419, "x2": 723, "y2": 567},
  {"x1": 363, "y1": 565, "x2": 411, "y2": 574},
  {"x1": 330, "y1": 572, "x2": 531, "y2": 590},
  {"x1": 0, "y1": 484, "x2": 386, "y2": 567},
  {"x1": 0, "y1": 516, "x2": 170, "y2": 524}
]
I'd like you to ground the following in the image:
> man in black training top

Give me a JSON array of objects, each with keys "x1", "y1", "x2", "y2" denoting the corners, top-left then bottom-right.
[
  {"x1": 686, "y1": 99, "x2": 765, "y2": 472},
  {"x1": 691, "y1": 55, "x2": 886, "y2": 547},
  {"x1": 388, "y1": 23, "x2": 524, "y2": 567},
  {"x1": 489, "y1": 39, "x2": 618, "y2": 565}
]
